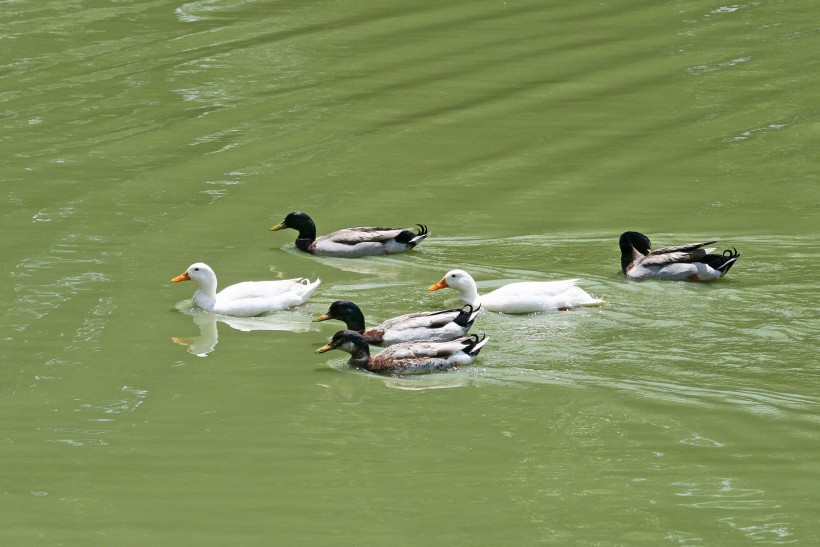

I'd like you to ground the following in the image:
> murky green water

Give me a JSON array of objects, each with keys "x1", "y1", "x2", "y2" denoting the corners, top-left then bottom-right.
[{"x1": 2, "y1": 0, "x2": 817, "y2": 543}]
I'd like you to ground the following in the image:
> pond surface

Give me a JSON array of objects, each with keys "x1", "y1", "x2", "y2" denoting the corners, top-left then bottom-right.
[{"x1": 1, "y1": 0, "x2": 817, "y2": 543}]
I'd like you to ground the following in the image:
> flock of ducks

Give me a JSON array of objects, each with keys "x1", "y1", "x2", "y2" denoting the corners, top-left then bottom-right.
[{"x1": 172, "y1": 212, "x2": 742, "y2": 374}]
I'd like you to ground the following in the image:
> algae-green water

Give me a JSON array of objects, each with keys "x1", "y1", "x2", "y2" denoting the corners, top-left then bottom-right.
[{"x1": 2, "y1": 1, "x2": 817, "y2": 543}]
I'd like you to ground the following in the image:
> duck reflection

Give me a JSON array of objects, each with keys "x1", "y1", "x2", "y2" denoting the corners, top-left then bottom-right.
[{"x1": 172, "y1": 309, "x2": 317, "y2": 356}]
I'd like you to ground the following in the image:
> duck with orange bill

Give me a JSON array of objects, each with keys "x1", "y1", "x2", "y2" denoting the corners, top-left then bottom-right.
[
  {"x1": 429, "y1": 269, "x2": 603, "y2": 314},
  {"x1": 171, "y1": 263, "x2": 320, "y2": 317}
]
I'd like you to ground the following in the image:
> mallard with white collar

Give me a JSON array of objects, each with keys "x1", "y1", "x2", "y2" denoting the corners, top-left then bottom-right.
[
  {"x1": 315, "y1": 330, "x2": 488, "y2": 374},
  {"x1": 619, "y1": 231, "x2": 741, "y2": 281},
  {"x1": 314, "y1": 300, "x2": 480, "y2": 346},
  {"x1": 270, "y1": 211, "x2": 428, "y2": 257}
]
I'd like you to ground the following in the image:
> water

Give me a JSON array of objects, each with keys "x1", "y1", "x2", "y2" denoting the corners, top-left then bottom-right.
[{"x1": 2, "y1": 0, "x2": 818, "y2": 543}]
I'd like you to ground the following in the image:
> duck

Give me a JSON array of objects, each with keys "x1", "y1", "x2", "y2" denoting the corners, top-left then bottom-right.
[
  {"x1": 315, "y1": 329, "x2": 489, "y2": 374},
  {"x1": 619, "y1": 231, "x2": 741, "y2": 281},
  {"x1": 171, "y1": 262, "x2": 320, "y2": 317},
  {"x1": 314, "y1": 300, "x2": 480, "y2": 346},
  {"x1": 428, "y1": 269, "x2": 603, "y2": 314},
  {"x1": 270, "y1": 211, "x2": 428, "y2": 257}
]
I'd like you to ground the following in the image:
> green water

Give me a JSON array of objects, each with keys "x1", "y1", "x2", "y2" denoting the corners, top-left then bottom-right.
[{"x1": 2, "y1": 0, "x2": 817, "y2": 544}]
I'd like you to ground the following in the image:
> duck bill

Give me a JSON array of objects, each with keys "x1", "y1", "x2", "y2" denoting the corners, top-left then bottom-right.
[
  {"x1": 315, "y1": 343, "x2": 333, "y2": 354},
  {"x1": 428, "y1": 278, "x2": 448, "y2": 291},
  {"x1": 313, "y1": 313, "x2": 332, "y2": 322},
  {"x1": 270, "y1": 222, "x2": 286, "y2": 231},
  {"x1": 171, "y1": 272, "x2": 190, "y2": 283}
]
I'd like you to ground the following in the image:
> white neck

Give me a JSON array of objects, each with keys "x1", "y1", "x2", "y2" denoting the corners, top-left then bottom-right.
[
  {"x1": 457, "y1": 283, "x2": 481, "y2": 308},
  {"x1": 192, "y1": 277, "x2": 218, "y2": 312}
]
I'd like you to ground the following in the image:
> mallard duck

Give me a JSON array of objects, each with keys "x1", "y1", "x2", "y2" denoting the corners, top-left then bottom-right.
[
  {"x1": 314, "y1": 300, "x2": 480, "y2": 346},
  {"x1": 171, "y1": 262, "x2": 320, "y2": 317},
  {"x1": 619, "y1": 231, "x2": 741, "y2": 281},
  {"x1": 428, "y1": 269, "x2": 603, "y2": 314},
  {"x1": 315, "y1": 330, "x2": 489, "y2": 374},
  {"x1": 270, "y1": 211, "x2": 428, "y2": 257}
]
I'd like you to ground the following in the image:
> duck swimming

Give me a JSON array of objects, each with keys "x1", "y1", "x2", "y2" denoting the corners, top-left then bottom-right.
[
  {"x1": 171, "y1": 262, "x2": 320, "y2": 317},
  {"x1": 270, "y1": 211, "x2": 428, "y2": 257},
  {"x1": 429, "y1": 269, "x2": 603, "y2": 314},
  {"x1": 619, "y1": 231, "x2": 741, "y2": 281},
  {"x1": 315, "y1": 330, "x2": 488, "y2": 374},
  {"x1": 314, "y1": 300, "x2": 480, "y2": 346}
]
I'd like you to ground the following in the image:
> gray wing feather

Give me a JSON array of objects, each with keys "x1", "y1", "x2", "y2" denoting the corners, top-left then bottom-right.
[
  {"x1": 378, "y1": 338, "x2": 470, "y2": 360},
  {"x1": 321, "y1": 227, "x2": 408, "y2": 245},
  {"x1": 641, "y1": 241, "x2": 718, "y2": 266},
  {"x1": 648, "y1": 241, "x2": 717, "y2": 255},
  {"x1": 378, "y1": 309, "x2": 459, "y2": 331}
]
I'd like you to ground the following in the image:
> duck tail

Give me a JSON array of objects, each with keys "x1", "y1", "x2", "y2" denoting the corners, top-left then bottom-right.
[
  {"x1": 452, "y1": 304, "x2": 481, "y2": 327},
  {"x1": 395, "y1": 224, "x2": 429, "y2": 247},
  {"x1": 300, "y1": 277, "x2": 322, "y2": 296},
  {"x1": 700, "y1": 248, "x2": 741, "y2": 275},
  {"x1": 464, "y1": 333, "x2": 489, "y2": 357},
  {"x1": 717, "y1": 248, "x2": 741, "y2": 274}
]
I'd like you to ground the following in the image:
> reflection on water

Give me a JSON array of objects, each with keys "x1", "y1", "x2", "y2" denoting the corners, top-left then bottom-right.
[
  {"x1": 317, "y1": 352, "x2": 474, "y2": 390},
  {"x1": 171, "y1": 304, "x2": 318, "y2": 356}
]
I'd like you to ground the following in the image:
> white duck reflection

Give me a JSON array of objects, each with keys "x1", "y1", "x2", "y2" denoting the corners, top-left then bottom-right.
[{"x1": 172, "y1": 308, "x2": 317, "y2": 357}]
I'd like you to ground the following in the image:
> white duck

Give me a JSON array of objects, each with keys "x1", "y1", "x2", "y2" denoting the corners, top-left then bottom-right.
[
  {"x1": 171, "y1": 262, "x2": 320, "y2": 317},
  {"x1": 429, "y1": 269, "x2": 603, "y2": 314}
]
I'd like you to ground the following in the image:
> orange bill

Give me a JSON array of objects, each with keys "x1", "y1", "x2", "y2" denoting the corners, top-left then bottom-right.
[
  {"x1": 315, "y1": 343, "x2": 333, "y2": 354},
  {"x1": 171, "y1": 272, "x2": 190, "y2": 282},
  {"x1": 428, "y1": 278, "x2": 448, "y2": 291}
]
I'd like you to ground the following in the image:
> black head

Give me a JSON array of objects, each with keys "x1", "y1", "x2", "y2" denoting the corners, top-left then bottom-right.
[
  {"x1": 619, "y1": 231, "x2": 652, "y2": 274},
  {"x1": 271, "y1": 211, "x2": 316, "y2": 238},
  {"x1": 314, "y1": 300, "x2": 366, "y2": 332},
  {"x1": 315, "y1": 330, "x2": 370, "y2": 362},
  {"x1": 619, "y1": 231, "x2": 652, "y2": 255}
]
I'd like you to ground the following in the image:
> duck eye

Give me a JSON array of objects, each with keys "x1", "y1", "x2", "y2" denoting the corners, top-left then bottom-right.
[{"x1": 194, "y1": 267, "x2": 199, "y2": 271}]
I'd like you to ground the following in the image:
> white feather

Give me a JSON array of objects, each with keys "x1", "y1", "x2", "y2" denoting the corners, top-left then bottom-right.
[
  {"x1": 431, "y1": 269, "x2": 603, "y2": 314},
  {"x1": 173, "y1": 263, "x2": 320, "y2": 317}
]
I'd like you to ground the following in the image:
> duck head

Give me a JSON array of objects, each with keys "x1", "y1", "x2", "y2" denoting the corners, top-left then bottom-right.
[
  {"x1": 171, "y1": 263, "x2": 216, "y2": 287},
  {"x1": 314, "y1": 300, "x2": 366, "y2": 332},
  {"x1": 619, "y1": 231, "x2": 652, "y2": 273},
  {"x1": 171, "y1": 262, "x2": 219, "y2": 310},
  {"x1": 315, "y1": 330, "x2": 371, "y2": 366},
  {"x1": 270, "y1": 211, "x2": 317, "y2": 238},
  {"x1": 429, "y1": 269, "x2": 480, "y2": 307}
]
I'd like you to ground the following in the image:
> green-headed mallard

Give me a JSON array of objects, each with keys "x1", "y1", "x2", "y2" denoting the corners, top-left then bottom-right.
[
  {"x1": 314, "y1": 300, "x2": 480, "y2": 346},
  {"x1": 270, "y1": 211, "x2": 428, "y2": 257},
  {"x1": 619, "y1": 231, "x2": 741, "y2": 281},
  {"x1": 315, "y1": 329, "x2": 488, "y2": 374}
]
